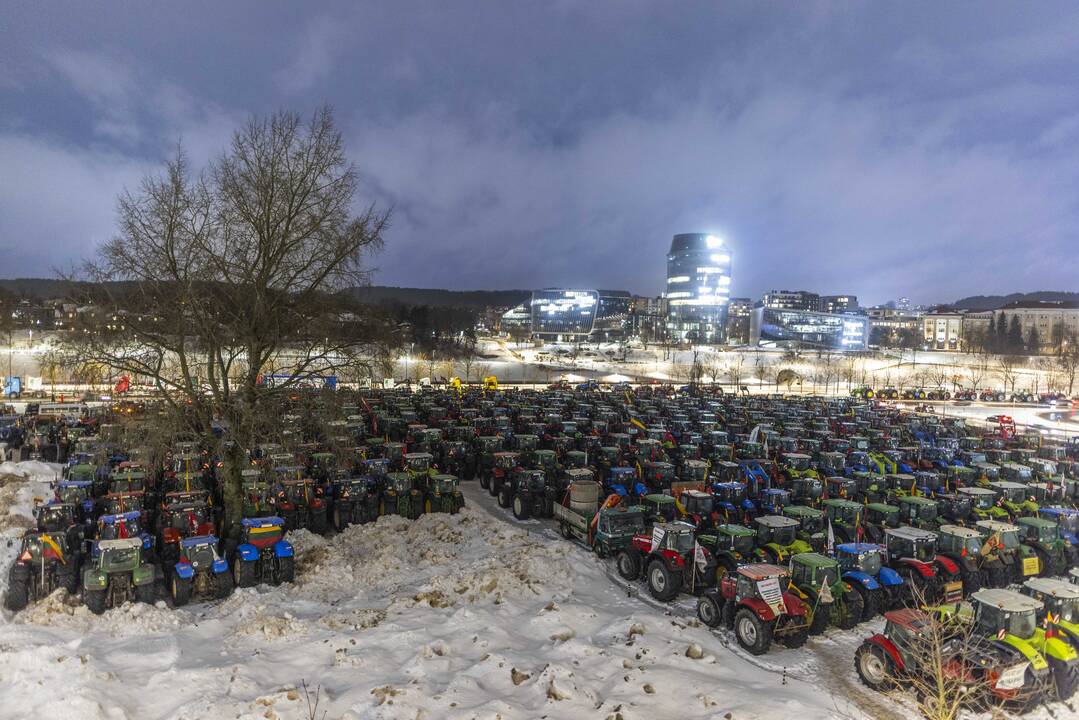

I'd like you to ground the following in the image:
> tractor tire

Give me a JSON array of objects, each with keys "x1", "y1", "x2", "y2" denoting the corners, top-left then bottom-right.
[
  {"x1": 488, "y1": 479, "x2": 499, "y2": 497},
  {"x1": 849, "y1": 582, "x2": 876, "y2": 621},
  {"x1": 309, "y1": 509, "x2": 328, "y2": 535},
  {"x1": 734, "y1": 608, "x2": 772, "y2": 656},
  {"x1": 715, "y1": 556, "x2": 737, "y2": 584},
  {"x1": 277, "y1": 556, "x2": 295, "y2": 584},
  {"x1": 135, "y1": 582, "x2": 155, "y2": 604},
  {"x1": 855, "y1": 642, "x2": 895, "y2": 690},
  {"x1": 58, "y1": 565, "x2": 79, "y2": 595},
  {"x1": 497, "y1": 486, "x2": 512, "y2": 509},
  {"x1": 1053, "y1": 657, "x2": 1079, "y2": 700},
  {"x1": 4, "y1": 573, "x2": 29, "y2": 611},
  {"x1": 838, "y1": 587, "x2": 864, "y2": 630},
  {"x1": 616, "y1": 550, "x2": 640, "y2": 581},
  {"x1": 214, "y1": 571, "x2": 233, "y2": 599},
  {"x1": 333, "y1": 507, "x2": 348, "y2": 533},
  {"x1": 985, "y1": 563, "x2": 1009, "y2": 589},
  {"x1": 647, "y1": 560, "x2": 679, "y2": 601},
  {"x1": 782, "y1": 625, "x2": 808, "y2": 649},
  {"x1": 170, "y1": 574, "x2": 192, "y2": 607},
  {"x1": 479, "y1": 474, "x2": 490, "y2": 491},
  {"x1": 960, "y1": 566, "x2": 981, "y2": 596},
  {"x1": 234, "y1": 558, "x2": 257, "y2": 588},
  {"x1": 512, "y1": 494, "x2": 531, "y2": 521},
  {"x1": 1035, "y1": 548, "x2": 1059, "y2": 578},
  {"x1": 804, "y1": 589, "x2": 830, "y2": 635},
  {"x1": 84, "y1": 587, "x2": 107, "y2": 615},
  {"x1": 559, "y1": 522, "x2": 573, "y2": 540},
  {"x1": 697, "y1": 594, "x2": 722, "y2": 627}
]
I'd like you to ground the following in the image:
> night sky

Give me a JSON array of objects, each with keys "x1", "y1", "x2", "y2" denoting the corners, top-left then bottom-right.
[{"x1": 2, "y1": 2, "x2": 1078, "y2": 305}]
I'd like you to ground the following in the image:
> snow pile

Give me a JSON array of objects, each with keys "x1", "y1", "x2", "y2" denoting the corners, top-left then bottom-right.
[{"x1": 0, "y1": 466, "x2": 869, "y2": 720}]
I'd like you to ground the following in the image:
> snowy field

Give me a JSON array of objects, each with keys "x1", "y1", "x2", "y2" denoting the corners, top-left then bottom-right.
[{"x1": 0, "y1": 462, "x2": 877, "y2": 720}]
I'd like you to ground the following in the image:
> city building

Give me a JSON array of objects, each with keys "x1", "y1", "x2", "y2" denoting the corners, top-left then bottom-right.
[
  {"x1": 818, "y1": 294, "x2": 859, "y2": 315},
  {"x1": 762, "y1": 290, "x2": 820, "y2": 312},
  {"x1": 750, "y1": 307, "x2": 869, "y2": 351},
  {"x1": 629, "y1": 295, "x2": 666, "y2": 344},
  {"x1": 665, "y1": 233, "x2": 732, "y2": 343},
  {"x1": 990, "y1": 301, "x2": 1079, "y2": 353},
  {"x1": 512, "y1": 289, "x2": 632, "y2": 342},
  {"x1": 922, "y1": 310, "x2": 964, "y2": 351},
  {"x1": 725, "y1": 297, "x2": 752, "y2": 345}
]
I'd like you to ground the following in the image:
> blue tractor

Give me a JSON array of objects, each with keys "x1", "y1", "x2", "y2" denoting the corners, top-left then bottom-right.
[
  {"x1": 96, "y1": 510, "x2": 155, "y2": 560},
  {"x1": 834, "y1": 542, "x2": 905, "y2": 621},
  {"x1": 712, "y1": 481, "x2": 756, "y2": 524},
  {"x1": 606, "y1": 467, "x2": 647, "y2": 500},
  {"x1": 230, "y1": 517, "x2": 295, "y2": 588},
  {"x1": 54, "y1": 480, "x2": 96, "y2": 524},
  {"x1": 170, "y1": 535, "x2": 232, "y2": 606}
]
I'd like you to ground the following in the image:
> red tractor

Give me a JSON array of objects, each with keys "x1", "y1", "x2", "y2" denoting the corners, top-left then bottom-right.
[
  {"x1": 614, "y1": 521, "x2": 715, "y2": 601},
  {"x1": 696, "y1": 563, "x2": 810, "y2": 655}
]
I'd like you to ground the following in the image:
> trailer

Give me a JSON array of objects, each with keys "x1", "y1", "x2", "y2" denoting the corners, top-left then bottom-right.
[{"x1": 552, "y1": 473, "x2": 645, "y2": 557}]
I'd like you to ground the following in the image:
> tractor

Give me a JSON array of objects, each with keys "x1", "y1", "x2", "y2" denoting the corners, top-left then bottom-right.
[
  {"x1": 1016, "y1": 516, "x2": 1070, "y2": 578},
  {"x1": 955, "y1": 589, "x2": 1078, "y2": 701},
  {"x1": 240, "y1": 468, "x2": 275, "y2": 518},
  {"x1": 482, "y1": 451, "x2": 519, "y2": 497},
  {"x1": 855, "y1": 607, "x2": 1039, "y2": 709},
  {"x1": 614, "y1": 520, "x2": 715, "y2": 601},
  {"x1": 934, "y1": 524, "x2": 988, "y2": 595},
  {"x1": 897, "y1": 495, "x2": 942, "y2": 531},
  {"x1": 711, "y1": 481, "x2": 755, "y2": 524},
  {"x1": 783, "y1": 504, "x2": 827, "y2": 551},
  {"x1": 788, "y1": 552, "x2": 864, "y2": 633},
  {"x1": 331, "y1": 476, "x2": 380, "y2": 530},
  {"x1": 157, "y1": 499, "x2": 215, "y2": 566},
  {"x1": 4, "y1": 529, "x2": 80, "y2": 611},
  {"x1": 275, "y1": 478, "x2": 329, "y2": 533},
  {"x1": 170, "y1": 535, "x2": 232, "y2": 606},
  {"x1": 425, "y1": 474, "x2": 465, "y2": 514},
  {"x1": 696, "y1": 563, "x2": 810, "y2": 655},
  {"x1": 499, "y1": 468, "x2": 551, "y2": 520},
  {"x1": 640, "y1": 493, "x2": 682, "y2": 526},
  {"x1": 81, "y1": 537, "x2": 156, "y2": 614},
  {"x1": 1021, "y1": 577, "x2": 1079, "y2": 656},
  {"x1": 53, "y1": 480, "x2": 96, "y2": 524},
  {"x1": 975, "y1": 519, "x2": 1042, "y2": 584},
  {"x1": 788, "y1": 474, "x2": 823, "y2": 507},
  {"x1": 230, "y1": 517, "x2": 294, "y2": 587},
  {"x1": 96, "y1": 510, "x2": 155, "y2": 560},
  {"x1": 959, "y1": 486, "x2": 1011, "y2": 522},
  {"x1": 822, "y1": 498, "x2": 864, "y2": 543},
  {"x1": 695, "y1": 523, "x2": 767, "y2": 580},
  {"x1": 883, "y1": 526, "x2": 964, "y2": 605},
  {"x1": 934, "y1": 492, "x2": 974, "y2": 526},
  {"x1": 861, "y1": 503, "x2": 900, "y2": 544},
  {"x1": 382, "y1": 472, "x2": 423, "y2": 519},
  {"x1": 676, "y1": 489, "x2": 719, "y2": 531},
  {"x1": 752, "y1": 514, "x2": 812, "y2": 564},
  {"x1": 988, "y1": 481, "x2": 1039, "y2": 520},
  {"x1": 835, "y1": 542, "x2": 905, "y2": 619}
]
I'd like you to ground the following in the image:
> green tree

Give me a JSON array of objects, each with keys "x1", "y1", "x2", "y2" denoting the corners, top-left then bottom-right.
[
  {"x1": 1007, "y1": 315, "x2": 1024, "y2": 355},
  {"x1": 1026, "y1": 326, "x2": 1041, "y2": 355}
]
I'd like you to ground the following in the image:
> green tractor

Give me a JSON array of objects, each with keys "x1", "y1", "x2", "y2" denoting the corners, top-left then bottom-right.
[
  {"x1": 788, "y1": 552, "x2": 864, "y2": 633},
  {"x1": 640, "y1": 493, "x2": 682, "y2": 526},
  {"x1": 934, "y1": 524, "x2": 988, "y2": 595},
  {"x1": 695, "y1": 523, "x2": 767, "y2": 580},
  {"x1": 241, "y1": 468, "x2": 274, "y2": 518},
  {"x1": 753, "y1": 514, "x2": 813, "y2": 564},
  {"x1": 425, "y1": 474, "x2": 464, "y2": 514},
  {"x1": 975, "y1": 519, "x2": 1043, "y2": 584},
  {"x1": 783, "y1": 505, "x2": 827, "y2": 551},
  {"x1": 1016, "y1": 516, "x2": 1069, "y2": 578},
  {"x1": 953, "y1": 589, "x2": 1077, "y2": 701},
  {"x1": 1021, "y1": 577, "x2": 1079, "y2": 655},
  {"x1": 81, "y1": 537, "x2": 156, "y2": 614},
  {"x1": 861, "y1": 502, "x2": 900, "y2": 544},
  {"x1": 988, "y1": 481, "x2": 1039, "y2": 520},
  {"x1": 934, "y1": 492, "x2": 974, "y2": 526},
  {"x1": 959, "y1": 486, "x2": 1011, "y2": 522},
  {"x1": 897, "y1": 495, "x2": 941, "y2": 531},
  {"x1": 822, "y1": 498, "x2": 864, "y2": 544},
  {"x1": 382, "y1": 472, "x2": 423, "y2": 519}
]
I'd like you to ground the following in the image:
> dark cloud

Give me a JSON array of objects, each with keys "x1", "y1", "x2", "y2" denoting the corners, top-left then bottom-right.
[{"x1": 2, "y1": 2, "x2": 1078, "y2": 304}]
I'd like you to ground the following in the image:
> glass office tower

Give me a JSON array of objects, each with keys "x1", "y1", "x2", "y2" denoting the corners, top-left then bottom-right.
[{"x1": 665, "y1": 233, "x2": 731, "y2": 343}]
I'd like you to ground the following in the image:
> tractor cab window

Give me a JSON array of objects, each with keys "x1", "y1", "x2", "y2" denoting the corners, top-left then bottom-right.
[
  {"x1": 800, "y1": 514, "x2": 824, "y2": 534},
  {"x1": 735, "y1": 575, "x2": 755, "y2": 600},
  {"x1": 1052, "y1": 597, "x2": 1079, "y2": 624},
  {"x1": 847, "y1": 550, "x2": 882, "y2": 576},
  {"x1": 996, "y1": 530, "x2": 1020, "y2": 550},
  {"x1": 603, "y1": 512, "x2": 644, "y2": 536},
  {"x1": 976, "y1": 604, "x2": 1036, "y2": 639},
  {"x1": 666, "y1": 531, "x2": 695, "y2": 554},
  {"x1": 1036, "y1": 524, "x2": 1058, "y2": 544},
  {"x1": 970, "y1": 494, "x2": 994, "y2": 510},
  {"x1": 770, "y1": 525, "x2": 796, "y2": 545},
  {"x1": 788, "y1": 456, "x2": 809, "y2": 471},
  {"x1": 916, "y1": 504, "x2": 937, "y2": 521},
  {"x1": 960, "y1": 535, "x2": 982, "y2": 557},
  {"x1": 184, "y1": 543, "x2": 216, "y2": 568},
  {"x1": 817, "y1": 565, "x2": 838, "y2": 588},
  {"x1": 684, "y1": 494, "x2": 714, "y2": 515},
  {"x1": 908, "y1": 539, "x2": 935, "y2": 562},
  {"x1": 731, "y1": 533, "x2": 754, "y2": 554},
  {"x1": 101, "y1": 546, "x2": 138, "y2": 568}
]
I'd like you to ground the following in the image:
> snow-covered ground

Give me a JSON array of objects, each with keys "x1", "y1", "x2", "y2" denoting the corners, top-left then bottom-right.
[{"x1": 1, "y1": 463, "x2": 873, "y2": 720}]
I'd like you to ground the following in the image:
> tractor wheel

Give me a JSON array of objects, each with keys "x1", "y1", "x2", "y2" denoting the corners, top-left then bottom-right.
[
  {"x1": 1053, "y1": 657, "x2": 1079, "y2": 700},
  {"x1": 559, "y1": 522, "x2": 573, "y2": 540},
  {"x1": 497, "y1": 486, "x2": 512, "y2": 509},
  {"x1": 512, "y1": 494, "x2": 531, "y2": 521},
  {"x1": 855, "y1": 642, "x2": 895, "y2": 690},
  {"x1": 4, "y1": 573, "x2": 29, "y2": 611},
  {"x1": 135, "y1": 582, "x2": 156, "y2": 605},
  {"x1": 234, "y1": 558, "x2": 257, "y2": 588},
  {"x1": 58, "y1": 565, "x2": 80, "y2": 595},
  {"x1": 333, "y1": 507, "x2": 348, "y2": 533},
  {"x1": 715, "y1": 556, "x2": 737, "y2": 584},
  {"x1": 84, "y1": 587, "x2": 107, "y2": 615},
  {"x1": 838, "y1": 586, "x2": 864, "y2": 630},
  {"x1": 479, "y1": 474, "x2": 490, "y2": 491},
  {"x1": 804, "y1": 589, "x2": 829, "y2": 635},
  {"x1": 985, "y1": 563, "x2": 1009, "y2": 589},
  {"x1": 782, "y1": 625, "x2": 808, "y2": 649},
  {"x1": 616, "y1": 550, "x2": 640, "y2": 581},
  {"x1": 309, "y1": 509, "x2": 328, "y2": 536},
  {"x1": 849, "y1": 582, "x2": 876, "y2": 621},
  {"x1": 697, "y1": 594, "x2": 722, "y2": 627},
  {"x1": 734, "y1": 608, "x2": 772, "y2": 656},
  {"x1": 1034, "y1": 548, "x2": 1058, "y2": 578},
  {"x1": 214, "y1": 570, "x2": 233, "y2": 599},
  {"x1": 170, "y1": 574, "x2": 192, "y2": 607},
  {"x1": 960, "y1": 566, "x2": 981, "y2": 595},
  {"x1": 647, "y1": 559, "x2": 678, "y2": 601},
  {"x1": 487, "y1": 479, "x2": 499, "y2": 497},
  {"x1": 277, "y1": 556, "x2": 295, "y2": 584}
]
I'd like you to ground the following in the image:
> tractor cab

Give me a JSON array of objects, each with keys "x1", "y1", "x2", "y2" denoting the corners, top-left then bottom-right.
[
  {"x1": 757, "y1": 488, "x2": 790, "y2": 515},
  {"x1": 898, "y1": 495, "x2": 940, "y2": 529},
  {"x1": 679, "y1": 459, "x2": 709, "y2": 484},
  {"x1": 34, "y1": 502, "x2": 78, "y2": 533},
  {"x1": 1038, "y1": 507, "x2": 1079, "y2": 545},
  {"x1": 534, "y1": 449, "x2": 560, "y2": 475},
  {"x1": 753, "y1": 514, "x2": 800, "y2": 548},
  {"x1": 1020, "y1": 577, "x2": 1079, "y2": 625},
  {"x1": 564, "y1": 450, "x2": 588, "y2": 469},
  {"x1": 55, "y1": 480, "x2": 95, "y2": 517},
  {"x1": 936, "y1": 525, "x2": 984, "y2": 562},
  {"x1": 789, "y1": 553, "x2": 840, "y2": 594},
  {"x1": 969, "y1": 589, "x2": 1042, "y2": 643},
  {"x1": 835, "y1": 542, "x2": 884, "y2": 577},
  {"x1": 817, "y1": 452, "x2": 846, "y2": 476},
  {"x1": 790, "y1": 475, "x2": 823, "y2": 505},
  {"x1": 1000, "y1": 463, "x2": 1034, "y2": 484},
  {"x1": 711, "y1": 482, "x2": 752, "y2": 516},
  {"x1": 959, "y1": 486, "x2": 1005, "y2": 518},
  {"x1": 607, "y1": 467, "x2": 645, "y2": 498},
  {"x1": 642, "y1": 493, "x2": 680, "y2": 525},
  {"x1": 679, "y1": 490, "x2": 715, "y2": 519},
  {"x1": 825, "y1": 476, "x2": 858, "y2": 500},
  {"x1": 935, "y1": 492, "x2": 973, "y2": 524},
  {"x1": 864, "y1": 503, "x2": 900, "y2": 529},
  {"x1": 1028, "y1": 483, "x2": 1065, "y2": 506},
  {"x1": 641, "y1": 461, "x2": 676, "y2": 492},
  {"x1": 782, "y1": 452, "x2": 813, "y2": 474},
  {"x1": 404, "y1": 452, "x2": 434, "y2": 475},
  {"x1": 884, "y1": 526, "x2": 939, "y2": 564}
]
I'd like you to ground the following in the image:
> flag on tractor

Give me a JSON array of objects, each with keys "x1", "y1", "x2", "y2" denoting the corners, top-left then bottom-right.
[
  {"x1": 819, "y1": 577, "x2": 834, "y2": 604},
  {"x1": 826, "y1": 517, "x2": 836, "y2": 554}
]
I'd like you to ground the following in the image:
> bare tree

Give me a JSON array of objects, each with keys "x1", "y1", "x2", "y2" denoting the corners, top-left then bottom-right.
[
  {"x1": 753, "y1": 353, "x2": 769, "y2": 389},
  {"x1": 1056, "y1": 346, "x2": 1079, "y2": 395},
  {"x1": 995, "y1": 356, "x2": 1019, "y2": 394},
  {"x1": 62, "y1": 108, "x2": 388, "y2": 532},
  {"x1": 726, "y1": 355, "x2": 745, "y2": 387}
]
